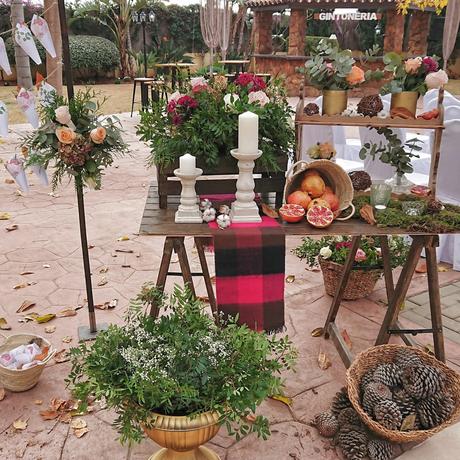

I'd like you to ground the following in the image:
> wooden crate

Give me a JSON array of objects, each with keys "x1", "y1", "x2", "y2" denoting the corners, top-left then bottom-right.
[{"x1": 157, "y1": 155, "x2": 288, "y2": 209}]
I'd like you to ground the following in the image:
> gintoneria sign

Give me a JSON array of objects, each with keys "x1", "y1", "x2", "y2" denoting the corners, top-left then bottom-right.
[{"x1": 314, "y1": 11, "x2": 383, "y2": 20}]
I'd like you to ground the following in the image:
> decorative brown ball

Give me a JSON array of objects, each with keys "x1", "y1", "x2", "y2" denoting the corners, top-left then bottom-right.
[
  {"x1": 357, "y1": 94, "x2": 384, "y2": 117},
  {"x1": 304, "y1": 102, "x2": 320, "y2": 116},
  {"x1": 349, "y1": 170, "x2": 372, "y2": 191},
  {"x1": 427, "y1": 199, "x2": 444, "y2": 214}
]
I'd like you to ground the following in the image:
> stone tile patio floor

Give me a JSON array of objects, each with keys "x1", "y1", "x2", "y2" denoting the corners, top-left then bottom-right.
[{"x1": 0, "y1": 114, "x2": 460, "y2": 459}]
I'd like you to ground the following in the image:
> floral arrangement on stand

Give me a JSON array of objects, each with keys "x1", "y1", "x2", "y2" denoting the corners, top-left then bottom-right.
[
  {"x1": 307, "y1": 142, "x2": 336, "y2": 161},
  {"x1": 68, "y1": 285, "x2": 297, "y2": 449},
  {"x1": 397, "y1": 0, "x2": 448, "y2": 15},
  {"x1": 137, "y1": 74, "x2": 294, "y2": 172},
  {"x1": 22, "y1": 89, "x2": 128, "y2": 190}
]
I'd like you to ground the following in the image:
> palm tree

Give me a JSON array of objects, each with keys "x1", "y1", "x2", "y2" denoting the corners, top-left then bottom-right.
[
  {"x1": 10, "y1": 0, "x2": 32, "y2": 89},
  {"x1": 44, "y1": 0, "x2": 63, "y2": 95}
]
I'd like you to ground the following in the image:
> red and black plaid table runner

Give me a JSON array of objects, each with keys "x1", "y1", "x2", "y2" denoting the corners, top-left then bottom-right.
[{"x1": 210, "y1": 217, "x2": 285, "y2": 333}]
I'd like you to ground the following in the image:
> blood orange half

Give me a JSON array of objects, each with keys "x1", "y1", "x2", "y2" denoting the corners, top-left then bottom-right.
[
  {"x1": 306, "y1": 205, "x2": 334, "y2": 228},
  {"x1": 279, "y1": 204, "x2": 305, "y2": 223}
]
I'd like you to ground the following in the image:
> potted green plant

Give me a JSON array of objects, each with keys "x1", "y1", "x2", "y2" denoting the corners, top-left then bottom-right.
[
  {"x1": 68, "y1": 286, "x2": 297, "y2": 459},
  {"x1": 359, "y1": 127, "x2": 423, "y2": 193},
  {"x1": 293, "y1": 236, "x2": 410, "y2": 300},
  {"x1": 381, "y1": 52, "x2": 448, "y2": 116}
]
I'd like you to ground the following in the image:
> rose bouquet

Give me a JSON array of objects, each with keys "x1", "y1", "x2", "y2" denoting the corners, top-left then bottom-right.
[
  {"x1": 382, "y1": 53, "x2": 448, "y2": 96},
  {"x1": 137, "y1": 74, "x2": 294, "y2": 171},
  {"x1": 22, "y1": 89, "x2": 128, "y2": 190}
]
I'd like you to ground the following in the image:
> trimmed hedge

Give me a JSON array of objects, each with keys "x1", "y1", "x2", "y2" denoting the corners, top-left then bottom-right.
[{"x1": 6, "y1": 35, "x2": 119, "y2": 72}]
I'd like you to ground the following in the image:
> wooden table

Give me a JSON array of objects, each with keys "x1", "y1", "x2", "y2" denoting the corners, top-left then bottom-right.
[
  {"x1": 154, "y1": 63, "x2": 196, "y2": 90},
  {"x1": 130, "y1": 77, "x2": 158, "y2": 116},
  {"x1": 140, "y1": 185, "x2": 449, "y2": 365},
  {"x1": 218, "y1": 59, "x2": 250, "y2": 75}
]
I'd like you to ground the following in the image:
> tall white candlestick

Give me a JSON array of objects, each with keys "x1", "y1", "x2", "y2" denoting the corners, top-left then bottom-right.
[
  {"x1": 179, "y1": 153, "x2": 196, "y2": 174},
  {"x1": 238, "y1": 111, "x2": 258, "y2": 154}
]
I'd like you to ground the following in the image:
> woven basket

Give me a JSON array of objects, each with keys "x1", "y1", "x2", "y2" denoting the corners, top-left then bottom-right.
[
  {"x1": 319, "y1": 257, "x2": 382, "y2": 300},
  {"x1": 347, "y1": 344, "x2": 460, "y2": 443},
  {"x1": 0, "y1": 333, "x2": 55, "y2": 392},
  {"x1": 283, "y1": 160, "x2": 355, "y2": 221}
]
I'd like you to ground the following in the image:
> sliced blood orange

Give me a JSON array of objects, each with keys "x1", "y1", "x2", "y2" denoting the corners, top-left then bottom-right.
[
  {"x1": 306, "y1": 205, "x2": 334, "y2": 228},
  {"x1": 279, "y1": 204, "x2": 305, "y2": 223}
]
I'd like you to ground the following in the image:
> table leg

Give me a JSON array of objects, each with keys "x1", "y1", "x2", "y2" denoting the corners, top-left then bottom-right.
[
  {"x1": 140, "y1": 82, "x2": 149, "y2": 111},
  {"x1": 130, "y1": 80, "x2": 137, "y2": 117},
  {"x1": 173, "y1": 237, "x2": 196, "y2": 297},
  {"x1": 324, "y1": 236, "x2": 362, "y2": 339},
  {"x1": 195, "y1": 237, "x2": 217, "y2": 315},
  {"x1": 375, "y1": 235, "x2": 425, "y2": 346},
  {"x1": 380, "y1": 236, "x2": 395, "y2": 299},
  {"x1": 150, "y1": 237, "x2": 174, "y2": 316},
  {"x1": 425, "y1": 236, "x2": 445, "y2": 362}
]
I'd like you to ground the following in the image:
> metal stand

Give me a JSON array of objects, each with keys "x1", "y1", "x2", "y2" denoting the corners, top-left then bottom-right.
[{"x1": 58, "y1": 0, "x2": 106, "y2": 340}]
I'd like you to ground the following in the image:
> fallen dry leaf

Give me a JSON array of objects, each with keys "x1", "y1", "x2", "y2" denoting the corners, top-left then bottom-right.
[
  {"x1": 311, "y1": 327, "x2": 324, "y2": 338},
  {"x1": 44, "y1": 325, "x2": 56, "y2": 334},
  {"x1": 438, "y1": 265, "x2": 449, "y2": 273},
  {"x1": 13, "y1": 281, "x2": 36, "y2": 290},
  {"x1": 0, "y1": 388, "x2": 5, "y2": 401},
  {"x1": 318, "y1": 351, "x2": 332, "y2": 370},
  {"x1": 42, "y1": 264, "x2": 51, "y2": 269},
  {"x1": 74, "y1": 305, "x2": 84, "y2": 311},
  {"x1": 99, "y1": 266, "x2": 109, "y2": 274},
  {"x1": 117, "y1": 235, "x2": 130, "y2": 241},
  {"x1": 60, "y1": 412, "x2": 72, "y2": 424},
  {"x1": 0, "y1": 212, "x2": 11, "y2": 220},
  {"x1": 341, "y1": 329, "x2": 353, "y2": 350},
  {"x1": 39, "y1": 410, "x2": 60, "y2": 421},
  {"x1": 261, "y1": 203, "x2": 279, "y2": 219},
  {"x1": 35, "y1": 313, "x2": 56, "y2": 324},
  {"x1": 34, "y1": 400, "x2": 42, "y2": 405},
  {"x1": 0, "y1": 317, "x2": 11, "y2": 330},
  {"x1": 15, "y1": 190, "x2": 24, "y2": 197},
  {"x1": 97, "y1": 277, "x2": 108, "y2": 287},
  {"x1": 115, "y1": 248, "x2": 133, "y2": 254},
  {"x1": 4, "y1": 178, "x2": 14, "y2": 184},
  {"x1": 88, "y1": 244, "x2": 95, "y2": 249},
  {"x1": 424, "y1": 344, "x2": 435, "y2": 356},
  {"x1": 285, "y1": 275, "x2": 295, "y2": 284},
  {"x1": 121, "y1": 264, "x2": 131, "y2": 268},
  {"x1": 6, "y1": 224, "x2": 18, "y2": 232},
  {"x1": 62, "y1": 336, "x2": 73, "y2": 344},
  {"x1": 16, "y1": 300, "x2": 36, "y2": 313},
  {"x1": 270, "y1": 394, "x2": 293, "y2": 407},
  {"x1": 13, "y1": 419, "x2": 28, "y2": 430},
  {"x1": 74, "y1": 427, "x2": 89, "y2": 438},
  {"x1": 71, "y1": 418, "x2": 87, "y2": 430},
  {"x1": 95, "y1": 299, "x2": 118, "y2": 310},
  {"x1": 57, "y1": 308, "x2": 77, "y2": 318},
  {"x1": 54, "y1": 349, "x2": 70, "y2": 363},
  {"x1": 19, "y1": 271, "x2": 34, "y2": 276},
  {"x1": 245, "y1": 414, "x2": 257, "y2": 423}
]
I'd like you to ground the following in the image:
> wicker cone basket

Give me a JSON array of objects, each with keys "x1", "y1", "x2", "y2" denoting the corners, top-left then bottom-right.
[
  {"x1": 283, "y1": 160, "x2": 355, "y2": 220},
  {"x1": 346, "y1": 344, "x2": 460, "y2": 443},
  {"x1": 0, "y1": 333, "x2": 55, "y2": 392},
  {"x1": 319, "y1": 257, "x2": 382, "y2": 300}
]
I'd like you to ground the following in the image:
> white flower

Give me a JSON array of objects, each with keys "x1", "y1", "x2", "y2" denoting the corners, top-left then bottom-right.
[
  {"x1": 190, "y1": 76, "x2": 207, "y2": 90},
  {"x1": 425, "y1": 69, "x2": 449, "y2": 89},
  {"x1": 248, "y1": 90, "x2": 270, "y2": 107},
  {"x1": 223, "y1": 93, "x2": 239, "y2": 107},
  {"x1": 170, "y1": 91, "x2": 182, "y2": 102},
  {"x1": 55, "y1": 105, "x2": 75, "y2": 128},
  {"x1": 319, "y1": 246, "x2": 332, "y2": 259}
]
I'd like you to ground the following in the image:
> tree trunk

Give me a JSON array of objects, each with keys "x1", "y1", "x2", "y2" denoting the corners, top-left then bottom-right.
[
  {"x1": 237, "y1": 7, "x2": 247, "y2": 55},
  {"x1": 44, "y1": 0, "x2": 63, "y2": 94},
  {"x1": 126, "y1": 22, "x2": 136, "y2": 78},
  {"x1": 10, "y1": 0, "x2": 32, "y2": 89}
]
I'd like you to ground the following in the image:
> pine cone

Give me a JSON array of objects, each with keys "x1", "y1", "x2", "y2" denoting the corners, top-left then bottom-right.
[
  {"x1": 360, "y1": 370, "x2": 376, "y2": 396},
  {"x1": 331, "y1": 387, "x2": 352, "y2": 416},
  {"x1": 394, "y1": 349, "x2": 423, "y2": 369},
  {"x1": 416, "y1": 393, "x2": 455, "y2": 429},
  {"x1": 402, "y1": 365, "x2": 445, "y2": 400},
  {"x1": 311, "y1": 411, "x2": 339, "y2": 437},
  {"x1": 373, "y1": 363, "x2": 403, "y2": 388},
  {"x1": 349, "y1": 171, "x2": 372, "y2": 191},
  {"x1": 357, "y1": 94, "x2": 384, "y2": 117},
  {"x1": 393, "y1": 388, "x2": 416, "y2": 419},
  {"x1": 338, "y1": 407, "x2": 362, "y2": 428},
  {"x1": 337, "y1": 425, "x2": 368, "y2": 460},
  {"x1": 304, "y1": 102, "x2": 319, "y2": 116},
  {"x1": 362, "y1": 382, "x2": 392, "y2": 415},
  {"x1": 368, "y1": 439, "x2": 393, "y2": 460},
  {"x1": 427, "y1": 199, "x2": 444, "y2": 214},
  {"x1": 374, "y1": 400, "x2": 403, "y2": 430}
]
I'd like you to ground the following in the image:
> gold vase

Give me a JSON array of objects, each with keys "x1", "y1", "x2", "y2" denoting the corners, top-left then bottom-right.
[
  {"x1": 322, "y1": 90, "x2": 348, "y2": 116},
  {"x1": 144, "y1": 411, "x2": 221, "y2": 460},
  {"x1": 390, "y1": 91, "x2": 419, "y2": 116}
]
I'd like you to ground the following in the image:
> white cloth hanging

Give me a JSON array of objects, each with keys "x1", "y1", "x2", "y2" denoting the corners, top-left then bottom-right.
[{"x1": 423, "y1": 89, "x2": 455, "y2": 111}]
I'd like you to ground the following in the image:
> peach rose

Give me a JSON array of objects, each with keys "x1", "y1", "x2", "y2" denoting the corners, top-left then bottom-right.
[
  {"x1": 404, "y1": 57, "x2": 422, "y2": 74},
  {"x1": 56, "y1": 126, "x2": 76, "y2": 144},
  {"x1": 90, "y1": 127, "x2": 106, "y2": 144},
  {"x1": 346, "y1": 66, "x2": 365, "y2": 86}
]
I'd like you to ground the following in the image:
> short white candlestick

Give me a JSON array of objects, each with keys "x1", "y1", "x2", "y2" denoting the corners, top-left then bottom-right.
[
  {"x1": 174, "y1": 168, "x2": 203, "y2": 223},
  {"x1": 230, "y1": 148, "x2": 262, "y2": 223}
]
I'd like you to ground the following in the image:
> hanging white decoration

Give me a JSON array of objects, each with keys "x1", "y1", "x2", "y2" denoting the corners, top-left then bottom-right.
[
  {"x1": 31, "y1": 15, "x2": 56, "y2": 58},
  {"x1": 14, "y1": 22, "x2": 42, "y2": 65},
  {"x1": 5, "y1": 156, "x2": 29, "y2": 192},
  {"x1": 38, "y1": 82, "x2": 57, "y2": 108},
  {"x1": 0, "y1": 101, "x2": 8, "y2": 137},
  {"x1": 0, "y1": 37, "x2": 12, "y2": 75},
  {"x1": 17, "y1": 88, "x2": 39, "y2": 128},
  {"x1": 30, "y1": 164, "x2": 49, "y2": 186}
]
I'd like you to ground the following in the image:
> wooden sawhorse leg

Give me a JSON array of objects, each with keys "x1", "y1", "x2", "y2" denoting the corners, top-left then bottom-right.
[{"x1": 195, "y1": 238, "x2": 217, "y2": 315}]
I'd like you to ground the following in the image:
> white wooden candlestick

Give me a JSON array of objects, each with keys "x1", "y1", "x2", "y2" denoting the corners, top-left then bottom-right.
[
  {"x1": 230, "y1": 148, "x2": 262, "y2": 223},
  {"x1": 174, "y1": 168, "x2": 203, "y2": 223}
]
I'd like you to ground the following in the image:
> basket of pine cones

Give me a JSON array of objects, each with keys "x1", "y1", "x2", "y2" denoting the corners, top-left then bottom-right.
[{"x1": 346, "y1": 344, "x2": 460, "y2": 443}]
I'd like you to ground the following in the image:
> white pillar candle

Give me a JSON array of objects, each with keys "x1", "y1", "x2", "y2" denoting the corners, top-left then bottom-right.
[
  {"x1": 238, "y1": 111, "x2": 258, "y2": 154},
  {"x1": 179, "y1": 153, "x2": 196, "y2": 174}
]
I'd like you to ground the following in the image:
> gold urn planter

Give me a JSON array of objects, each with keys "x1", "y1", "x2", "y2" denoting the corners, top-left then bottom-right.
[
  {"x1": 390, "y1": 91, "x2": 419, "y2": 116},
  {"x1": 144, "y1": 411, "x2": 221, "y2": 460},
  {"x1": 322, "y1": 89, "x2": 348, "y2": 116}
]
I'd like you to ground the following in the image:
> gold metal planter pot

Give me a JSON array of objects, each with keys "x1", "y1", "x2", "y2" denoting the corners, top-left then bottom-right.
[
  {"x1": 390, "y1": 91, "x2": 419, "y2": 116},
  {"x1": 144, "y1": 411, "x2": 221, "y2": 460},
  {"x1": 322, "y1": 89, "x2": 348, "y2": 116}
]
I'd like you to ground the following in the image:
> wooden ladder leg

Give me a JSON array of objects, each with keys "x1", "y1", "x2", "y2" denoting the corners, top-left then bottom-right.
[
  {"x1": 425, "y1": 236, "x2": 446, "y2": 362},
  {"x1": 375, "y1": 235, "x2": 425, "y2": 346},
  {"x1": 324, "y1": 236, "x2": 361, "y2": 339},
  {"x1": 150, "y1": 237, "x2": 174, "y2": 317},
  {"x1": 173, "y1": 237, "x2": 196, "y2": 297},
  {"x1": 195, "y1": 237, "x2": 218, "y2": 315}
]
